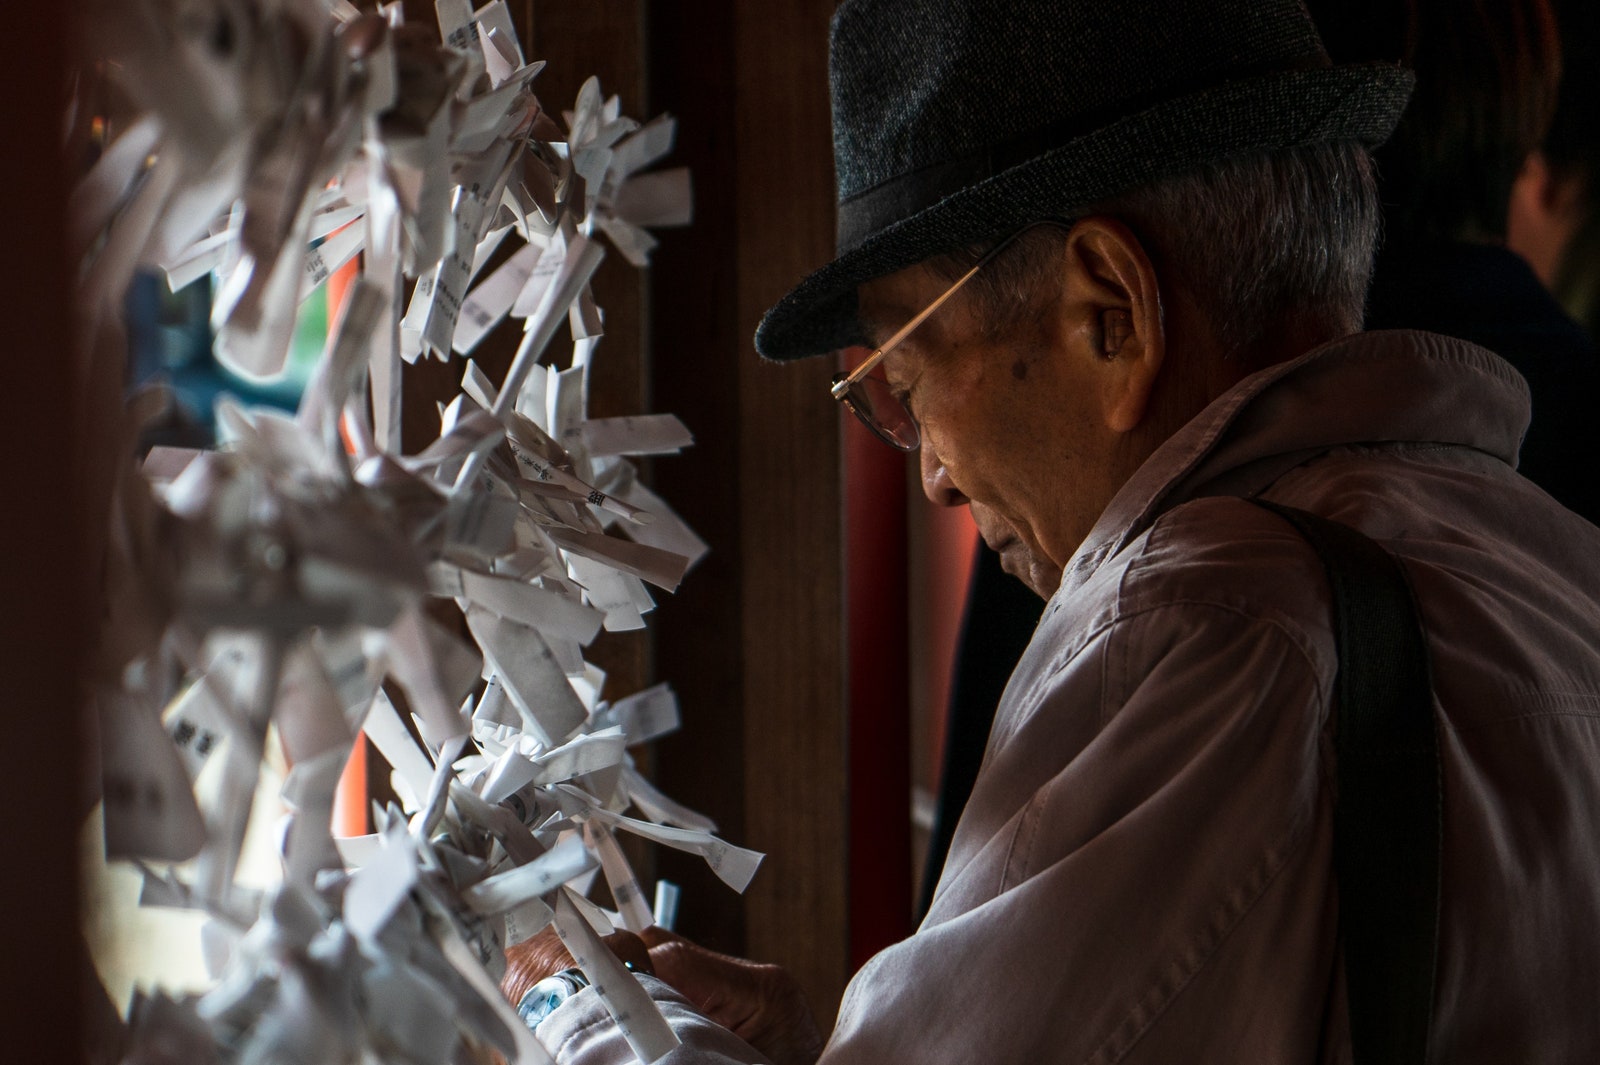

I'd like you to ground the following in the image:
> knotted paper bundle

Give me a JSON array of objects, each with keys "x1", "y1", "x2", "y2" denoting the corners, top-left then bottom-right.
[{"x1": 74, "y1": 3, "x2": 738, "y2": 1063}]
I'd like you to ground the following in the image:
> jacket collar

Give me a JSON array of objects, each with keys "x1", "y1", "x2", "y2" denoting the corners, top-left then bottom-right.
[{"x1": 1058, "y1": 329, "x2": 1531, "y2": 596}]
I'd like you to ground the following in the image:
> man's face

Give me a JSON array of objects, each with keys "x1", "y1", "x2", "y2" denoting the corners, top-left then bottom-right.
[{"x1": 856, "y1": 259, "x2": 1142, "y2": 598}]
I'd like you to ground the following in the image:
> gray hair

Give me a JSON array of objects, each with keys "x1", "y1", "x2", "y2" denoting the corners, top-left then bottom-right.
[{"x1": 930, "y1": 141, "x2": 1380, "y2": 360}]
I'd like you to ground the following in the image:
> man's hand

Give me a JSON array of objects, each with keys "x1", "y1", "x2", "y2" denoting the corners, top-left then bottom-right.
[
  {"x1": 640, "y1": 927, "x2": 825, "y2": 1065},
  {"x1": 500, "y1": 927, "x2": 654, "y2": 1009}
]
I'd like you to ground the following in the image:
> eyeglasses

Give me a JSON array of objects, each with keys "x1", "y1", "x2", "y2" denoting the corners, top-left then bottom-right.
[{"x1": 830, "y1": 223, "x2": 1045, "y2": 451}]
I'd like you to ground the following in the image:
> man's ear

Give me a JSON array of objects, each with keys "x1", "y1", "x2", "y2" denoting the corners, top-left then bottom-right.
[{"x1": 1058, "y1": 216, "x2": 1165, "y2": 433}]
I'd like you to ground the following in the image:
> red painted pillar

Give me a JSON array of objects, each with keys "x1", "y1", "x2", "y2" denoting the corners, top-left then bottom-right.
[{"x1": 326, "y1": 251, "x2": 373, "y2": 840}]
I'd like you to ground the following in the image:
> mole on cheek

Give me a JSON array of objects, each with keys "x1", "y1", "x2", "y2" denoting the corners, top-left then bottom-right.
[{"x1": 1011, "y1": 359, "x2": 1028, "y2": 381}]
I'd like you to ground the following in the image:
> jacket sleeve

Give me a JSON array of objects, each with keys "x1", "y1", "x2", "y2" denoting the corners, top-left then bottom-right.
[
  {"x1": 540, "y1": 597, "x2": 1339, "y2": 1064},
  {"x1": 819, "y1": 598, "x2": 1340, "y2": 1064}
]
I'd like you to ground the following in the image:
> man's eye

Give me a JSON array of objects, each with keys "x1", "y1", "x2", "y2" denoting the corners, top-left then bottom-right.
[{"x1": 893, "y1": 385, "x2": 920, "y2": 423}]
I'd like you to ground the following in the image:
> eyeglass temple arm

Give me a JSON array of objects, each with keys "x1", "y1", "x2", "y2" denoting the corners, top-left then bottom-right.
[{"x1": 830, "y1": 257, "x2": 991, "y2": 399}]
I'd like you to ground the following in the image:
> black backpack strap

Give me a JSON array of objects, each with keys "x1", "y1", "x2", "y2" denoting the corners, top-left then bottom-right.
[{"x1": 1249, "y1": 500, "x2": 1442, "y2": 1065}]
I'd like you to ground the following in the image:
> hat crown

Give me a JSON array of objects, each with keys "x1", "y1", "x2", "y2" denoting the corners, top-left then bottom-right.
[
  {"x1": 753, "y1": 0, "x2": 1410, "y2": 360},
  {"x1": 830, "y1": 0, "x2": 1331, "y2": 206}
]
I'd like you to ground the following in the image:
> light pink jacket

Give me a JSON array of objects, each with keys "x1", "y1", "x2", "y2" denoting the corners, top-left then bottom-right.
[{"x1": 546, "y1": 330, "x2": 1600, "y2": 1064}]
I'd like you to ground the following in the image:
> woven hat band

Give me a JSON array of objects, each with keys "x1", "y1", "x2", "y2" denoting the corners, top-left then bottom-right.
[{"x1": 838, "y1": 153, "x2": 990, "y2": 253}]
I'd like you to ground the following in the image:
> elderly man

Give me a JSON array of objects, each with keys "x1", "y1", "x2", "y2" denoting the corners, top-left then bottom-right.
[{"x1": 508, "y1": 0, "x2": 1600, "y2": 1062}]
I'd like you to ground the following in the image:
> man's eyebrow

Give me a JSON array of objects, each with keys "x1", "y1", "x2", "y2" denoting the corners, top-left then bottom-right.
[{"x1": 852, "y1": 311, "x2": 893, "y2": 349}]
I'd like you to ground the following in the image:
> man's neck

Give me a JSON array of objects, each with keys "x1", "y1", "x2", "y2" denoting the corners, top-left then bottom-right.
[{"x1": 1142, "y1": 315, "x2": 1350, "y2": 458}]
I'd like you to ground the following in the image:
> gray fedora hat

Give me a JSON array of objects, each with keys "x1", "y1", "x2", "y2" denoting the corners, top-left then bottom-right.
[{"x1": 754, "y1": 0, "x2": 1415, "y2": 360}]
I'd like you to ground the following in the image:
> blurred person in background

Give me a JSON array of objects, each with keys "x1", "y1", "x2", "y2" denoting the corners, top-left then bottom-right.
[
  {"x1": 1509, "y1": 0, "x2": 1600, "y2": 343},
  {"x1": 1310, "y1": 0, "x2": 1600, "y2": 522}
]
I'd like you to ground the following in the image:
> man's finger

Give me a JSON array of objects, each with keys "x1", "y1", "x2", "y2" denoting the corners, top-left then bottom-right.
[
  {"x1": 644, "y1": 935, "x2": 771, "y2": 1030},
  {"x1": 639, "y1": 926, "x2": 752, "y2": 1008},
  {"x1": 602, "y1": 930, "x2": 655, "y2": 976},
  {"x1": 638, "y1": 925, "x2": 684, "y2": 950},
  {"x1": 636, "y1": 931, "x2": 824, "y2": 1065}
]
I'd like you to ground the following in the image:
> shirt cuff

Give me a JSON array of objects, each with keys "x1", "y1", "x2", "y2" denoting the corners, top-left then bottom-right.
[{"x1": 535, "y1": 974, "x2": 772, "y2": 1065}]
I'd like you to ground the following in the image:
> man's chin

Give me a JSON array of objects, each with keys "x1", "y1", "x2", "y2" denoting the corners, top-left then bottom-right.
[
  {"x1": 993, "y1": 542, "x2": 1056, "y2": 598},
  {"x1": 1023, "y1": 557, "x2": 1063, "y2": 599}
]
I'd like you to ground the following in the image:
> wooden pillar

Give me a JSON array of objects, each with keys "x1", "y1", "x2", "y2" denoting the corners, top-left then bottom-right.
[
  {"x1": 650, "y1": 0, "x2": 850, "y2": 1023},
  {"x1": 647, "y1": 1, "x2": 751, "y2": 962},
  {"x1": 1, "y1": 1, "x2": 84, "y2": 1057},
  {"x1": 734, "y1": 0, "x2": 851, "y2": 1022}
]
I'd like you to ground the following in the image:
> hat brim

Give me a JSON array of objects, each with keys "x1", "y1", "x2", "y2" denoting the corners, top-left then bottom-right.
[{"x1": 755, "y1": 62, "x2": 1415, "y2": 360}]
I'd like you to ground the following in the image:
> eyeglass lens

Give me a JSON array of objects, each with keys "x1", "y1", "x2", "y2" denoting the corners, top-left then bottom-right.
[{"x1": 832, "y1": 371, "x2": 919, "y2": 450}]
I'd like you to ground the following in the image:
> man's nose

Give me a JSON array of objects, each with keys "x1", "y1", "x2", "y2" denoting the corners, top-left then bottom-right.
[{"x1": 921, "y1": 447, "x2": 968, "y2": 507}]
